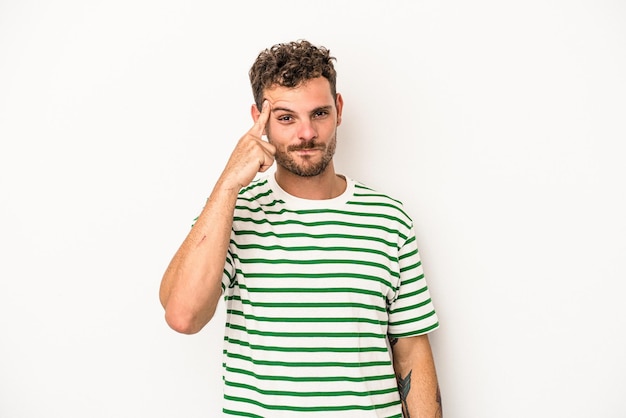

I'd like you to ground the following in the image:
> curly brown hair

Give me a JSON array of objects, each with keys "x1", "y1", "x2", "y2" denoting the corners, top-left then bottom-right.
[{"x1": 249, "y1": 39, "x2": 337, "y2": 110}]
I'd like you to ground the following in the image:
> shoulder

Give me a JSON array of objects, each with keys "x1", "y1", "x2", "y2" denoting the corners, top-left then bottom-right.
[
  {"x1": 235, "y1": 175, "x2": 282, "y2": 214},
  {"x1": 348, "y1": 178, "x2": 413, "y2": 225}
]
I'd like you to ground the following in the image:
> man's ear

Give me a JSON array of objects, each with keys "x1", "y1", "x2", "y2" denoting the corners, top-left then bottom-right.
[
  {"x1": 335, "y1": 93, "x2": 344, "y2": 126},
  {"x1": 251, "y1": 103, "x2": 267, "y2": 136},
  {"x1": 251, "y1": 103, "x2": 261, "y2": 123}
]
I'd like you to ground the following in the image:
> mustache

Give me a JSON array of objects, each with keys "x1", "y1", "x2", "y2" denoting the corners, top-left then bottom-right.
[{"x1": 287, "y1": 140, "x2": 321, "y2": 151}]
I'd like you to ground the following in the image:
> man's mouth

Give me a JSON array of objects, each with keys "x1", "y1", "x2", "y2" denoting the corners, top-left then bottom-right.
[{"x1": 288, "y1": 141, "x2": 321, "y2": 152}]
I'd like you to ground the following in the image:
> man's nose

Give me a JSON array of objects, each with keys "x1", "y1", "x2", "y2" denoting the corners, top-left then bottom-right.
[{"x1": 297, "y1": 120, "x2": 317, "y2": 141}]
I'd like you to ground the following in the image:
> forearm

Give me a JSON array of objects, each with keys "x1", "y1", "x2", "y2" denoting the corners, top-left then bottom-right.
[
  {"x1": 160, "y1": 100, "x2": 274, "y2": 334},
  {"x1": 392, "y1": 334, "x2": 442, "y2": 418},
  {"x1": 159, "y1": 180, "x2": 240, "y2": 334}
]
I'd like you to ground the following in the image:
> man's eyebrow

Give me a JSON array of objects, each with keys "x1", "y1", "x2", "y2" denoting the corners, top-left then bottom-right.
[
  {"x1": 311, "y1": 105, "x2": 333, "y2": 113},
  {"x1": 271, "y1": 105, "x2": 334, "y2": 114},
  {"x1": 271, "y1": 106, "x2": 294, "y2": 113}
]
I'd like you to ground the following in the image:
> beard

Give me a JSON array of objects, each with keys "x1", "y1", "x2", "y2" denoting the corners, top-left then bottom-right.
[{"x1": 269, "y1": 134, "x2": 337, "y2": 177}]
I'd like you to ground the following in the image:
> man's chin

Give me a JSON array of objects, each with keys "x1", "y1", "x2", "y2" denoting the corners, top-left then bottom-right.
[{"x1": 278, "y1": 162, "x2": 329, "y2": 177}]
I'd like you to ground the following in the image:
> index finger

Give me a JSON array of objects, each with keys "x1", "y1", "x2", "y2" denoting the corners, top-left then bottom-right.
[{"x1": 253, "y1": 100, "x2": 271, "y2": 137}]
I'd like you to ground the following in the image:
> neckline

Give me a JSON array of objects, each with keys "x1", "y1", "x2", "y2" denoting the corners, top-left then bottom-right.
[{"x1": 268, "y1": 173, "x2": 354, "y2": 209}]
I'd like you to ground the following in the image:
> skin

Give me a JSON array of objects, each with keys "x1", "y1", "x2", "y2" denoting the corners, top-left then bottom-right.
[
  {"x1": 392, "y1": 335, "x2": 443, "y2": 418},
  {"x1": 159, "y1": 77, "x2": 344, "y2": 333},
  {"x1": 159, "y1": 76, "x2": 442, "y2": 415},
  {"x1": 251, "y1": 77, "x2": 346, "y2": 199},
  {"x1": 158, "y1": 97, "x2": 275, "y2": 334}
]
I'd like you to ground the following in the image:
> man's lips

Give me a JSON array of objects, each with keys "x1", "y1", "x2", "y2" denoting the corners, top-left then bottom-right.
[
  {"x1": 292, "y1": 147, "x2": 322, "y2": 152},
  {"x1": 287, "y1": 140, "x2": 320, "y2": 152},
  {"x1": 291, "y1": 148, "x2": 323, "y2": 158}
]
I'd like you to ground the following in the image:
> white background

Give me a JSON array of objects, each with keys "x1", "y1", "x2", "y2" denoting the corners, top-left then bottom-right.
[{"x1": 1, "y1": 1, "x2": 625, "y2": 417}]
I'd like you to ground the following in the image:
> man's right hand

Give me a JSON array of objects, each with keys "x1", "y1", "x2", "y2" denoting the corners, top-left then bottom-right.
[{"x1": 219, "y1": 100, "x2": 275, "y2": 190}]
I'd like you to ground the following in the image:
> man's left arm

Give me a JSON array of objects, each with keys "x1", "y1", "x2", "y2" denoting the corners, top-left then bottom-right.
[{"x1": 391, "y1": 334, "x2": 442, "y2": 418}]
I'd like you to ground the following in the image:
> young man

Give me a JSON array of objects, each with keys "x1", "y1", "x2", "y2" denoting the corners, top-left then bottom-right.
[{"x1": 159, "y1": 40, "x2": 442, "y2": 417}]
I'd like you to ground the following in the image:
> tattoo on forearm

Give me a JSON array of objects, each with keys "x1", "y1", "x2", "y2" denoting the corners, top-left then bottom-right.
[
  {"x1": 396, "y1": 369, "x2": 412, "y2": 418},
  {"x1": 390, "y1": 335, "x2": 441, "y2": 417},
  {"x1": 396, "y1": 370, "x2": 443, "y2": 418}
]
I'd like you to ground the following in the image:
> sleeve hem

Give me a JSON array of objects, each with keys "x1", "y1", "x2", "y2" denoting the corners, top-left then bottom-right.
[{"x1": 388, "y1": 322, "x2": 440, "y2": 339}]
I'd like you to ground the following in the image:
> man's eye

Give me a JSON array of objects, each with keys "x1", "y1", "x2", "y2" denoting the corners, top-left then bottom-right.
[
  {"x1": 278, "y1": 115, "x2": 293, "y2": 122},
  {"x1": 314, "y1": 110, "x2": 329, "y2": 118}
]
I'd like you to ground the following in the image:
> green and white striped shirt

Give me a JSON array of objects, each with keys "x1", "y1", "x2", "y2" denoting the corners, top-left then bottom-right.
[{"x1": 220, "y1": 174, "x2": 439, "y2": 417}]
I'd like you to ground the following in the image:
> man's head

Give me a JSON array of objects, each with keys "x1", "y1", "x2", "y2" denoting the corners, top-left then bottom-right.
[
  {"x1": 249, "y1": 40, "x2": 337, "y2": 111},
  {"x1": 249, "y1": 40, "x2": 343, "y2": 180}
]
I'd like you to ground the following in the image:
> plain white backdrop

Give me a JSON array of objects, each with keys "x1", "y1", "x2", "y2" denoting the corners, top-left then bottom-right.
[{"x1": 1, "y1": 1, "x2": 625, "y2": 417}]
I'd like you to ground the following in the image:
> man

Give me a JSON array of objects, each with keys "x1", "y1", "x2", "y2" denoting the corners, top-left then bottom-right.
[{"x1": 159, "y1": 39, "x2": 442, "y2": 417}]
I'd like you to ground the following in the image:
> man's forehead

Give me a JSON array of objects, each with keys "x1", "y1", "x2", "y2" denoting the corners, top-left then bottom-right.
[{"x1": 263, "y1": 79, "x2": 335, "y2": 111}]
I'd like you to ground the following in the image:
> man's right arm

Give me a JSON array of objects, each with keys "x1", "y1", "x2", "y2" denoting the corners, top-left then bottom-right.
[{"x1": 159, "y1": 101, "x2": 274, "y2": 334}]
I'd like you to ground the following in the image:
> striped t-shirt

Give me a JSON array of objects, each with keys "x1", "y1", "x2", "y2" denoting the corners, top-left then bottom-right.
[{"x1": 220, "y1": 174, "x2": 439, "y2": 417}]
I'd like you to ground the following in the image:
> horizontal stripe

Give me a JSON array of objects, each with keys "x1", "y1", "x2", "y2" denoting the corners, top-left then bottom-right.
[
  {"x1": 233, "y1": 229, "x2": 399, "y2": 248},
  {"x1": 224, "y1": 395, "x2": 401, "y2": 412},
  {"x1": 224, "y1": 352, "x2": 392, "y2": 368},
  {"x1": 346, "y1": 200, "x2": 410, "y2": 218},
  {"x1": 400, "y1": 248, "x2": 419, "y2": 262},
  {"x1": 389, "y1": 310, "x2": 437, "y2": 327},
  {"x1": 226, "y1": 337, "x2": 388, "y2": 353},
  {"x1": 227, "y1": 309, "x2": 388, "y2": 326},
  {"x1": 400, "y1": 273, "x2": 425, "y2": 287},
  {"x1": 226, "y1": 323, "x2": 387, "y2": 339},
  {"x1": 396, "y1": 285, "x2": 429, "y2": 300},
  {"x1": 225, "y1": 380, "x2": 398, "y2": 398},
  {"x1": 225, "y1": 366, "x2": 395, "y2": 383},
  {"x1": 400, "y1": 260, "x2": 422, "y2": 273},
  {"x1": 389, "y1": 322, "x2": 440, "y2": 338},
  {"x1": 234, "y1": 243, "x2": 398, "y2": 263},
  {"x1": 225, "y1": 296, "x2": 388, "y2": 313},
  {"x1": 238, "y1": 283, "x2": 386, "y2": 298},
  {"x1": 235, "y1": 205, "x2": 410, "y2": 228},
  {"x1": 223, "y1": 408, "x2": 264, "y2": 418},
  {"x1": 389, "y1": 298, "x2": 433, "y2": 314},
  {"x1": 233, "y1": 216, "x2": 407, "y2": 238},
  {"x1": 236, "y1": 257, "x2": 397, "y2": 278}
]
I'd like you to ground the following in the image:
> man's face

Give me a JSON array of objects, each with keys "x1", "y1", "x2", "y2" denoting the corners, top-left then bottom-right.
[{"x1": 260, "y1": 77, "x2": 343, "y2": 177}]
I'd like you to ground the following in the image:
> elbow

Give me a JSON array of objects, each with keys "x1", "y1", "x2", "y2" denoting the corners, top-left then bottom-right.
[
  {"x1": 164, "y1": 309, "x2": 202, "y2": 334},
  {"x1": 163, "y1": 303, "x2": 214, "y2": 335}
]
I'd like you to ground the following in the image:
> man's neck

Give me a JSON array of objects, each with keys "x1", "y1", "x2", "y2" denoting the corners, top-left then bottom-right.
[{"x1": 274, "y1": 165, "x2": 346, "y2": 200}]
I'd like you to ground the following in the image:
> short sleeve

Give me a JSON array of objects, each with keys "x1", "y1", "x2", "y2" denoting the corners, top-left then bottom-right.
[{"x1": 387, "y1": 226, "x2": 439, "y2": 338}]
